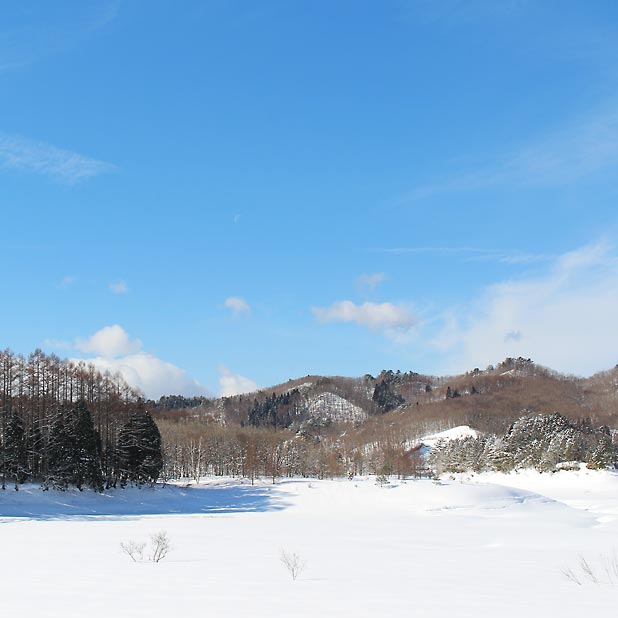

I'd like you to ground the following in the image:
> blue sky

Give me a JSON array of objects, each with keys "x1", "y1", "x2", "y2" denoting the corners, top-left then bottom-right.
[{"x1": 3, "y1": 0, "x2": 618, "y2": 397}]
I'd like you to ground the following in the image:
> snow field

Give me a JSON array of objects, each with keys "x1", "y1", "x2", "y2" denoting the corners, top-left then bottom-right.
[
  {"x1": 1, "y1": 472, "x2": 617, "y2": 617},
  {"x1": 420, "y1": 424, "x2": 481, "y2": 447}
]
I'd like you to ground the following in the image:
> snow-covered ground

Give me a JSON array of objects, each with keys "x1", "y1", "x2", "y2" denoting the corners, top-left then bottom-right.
[
  {"x1": 1, "y1": 471, "x2": 616, "y2": 617},
  {"x1": 306, "y1": 391, "x2": 366, "y2": 423},
  {"x1": 420, "y1": 424, "x2": 481, "y2": 447}
]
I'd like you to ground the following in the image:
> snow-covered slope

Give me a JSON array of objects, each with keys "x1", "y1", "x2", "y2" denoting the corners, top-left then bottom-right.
[
  {"x1": 421, "y1": 425, "x2": 481, "y2": 447},
  {"x1": 306, "y1": 392, "x2": 366, "y2": 423}
]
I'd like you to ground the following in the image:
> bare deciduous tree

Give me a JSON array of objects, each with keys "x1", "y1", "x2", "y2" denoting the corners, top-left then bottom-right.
[
  {"x1": 120, "y1": 540, "x2": 146, "y2": 562},
  {"x1": 280, "y1": 549, "x2": 306, "y2": 581},
  {"x1": 150, "y1": 531, "x2": 172, "y2": 563},
  {"x1": 121, "y1": 532, "x2": 172, "y2": 563}
]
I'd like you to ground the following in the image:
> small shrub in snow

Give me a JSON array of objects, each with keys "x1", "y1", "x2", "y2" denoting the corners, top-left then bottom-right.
[
  {"x1": 562, "y1": 550, "x2": 618, "y2": 586},
  {"x1": 280, "y1": 549, "x2": 306, "y2": 580},
  {"x1": 120, "y1": 531, "x2": 172, "y2": 563},
  {"x1": 150, "y1": 531, "x2": 172, "y2": 562},
  {"x1": 120, "y1": 540, "x2": 146, "y2": 562}
]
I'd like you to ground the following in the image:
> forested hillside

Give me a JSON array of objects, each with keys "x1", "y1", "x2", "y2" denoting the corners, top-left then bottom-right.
[
  {"x1": 2, "y1": 351, "x2": 616, "y2": 489},
  {"x1": 153, "y1": 357, "x2": 618, "y2": 481}
]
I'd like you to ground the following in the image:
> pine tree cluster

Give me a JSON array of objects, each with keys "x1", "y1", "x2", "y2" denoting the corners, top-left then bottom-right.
[
  {"x1": 248, "y1": 390, "x2": 303, "y2": 427},
  {"x1": 371, "y1": 371, "x2": 408, "y2": 412},
  {"x1": 429, "y1": 413, "x2": 617, "y2": 475}
]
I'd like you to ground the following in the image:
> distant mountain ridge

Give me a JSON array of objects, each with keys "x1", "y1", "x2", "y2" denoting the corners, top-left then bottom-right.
[{"x1": 150, "y1": 357, "x2": 618, "y2": 433}]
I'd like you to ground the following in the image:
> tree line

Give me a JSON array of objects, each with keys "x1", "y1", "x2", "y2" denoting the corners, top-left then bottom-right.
[
  {"x1": 4, "y1": 350, "x2": 616, "y2": 491},
  {"x1": 157, "y1": 415, "x2": 427, "y2": 483},
  {"x1": 429, "y1": 413, "x2": 616, "y2": 474},
  {"x1": 0, "y1": 350, "x2": 163, "y2": 490},
  {"x1": 158, "y1": 409, "x2": 618, "y2": 485}
]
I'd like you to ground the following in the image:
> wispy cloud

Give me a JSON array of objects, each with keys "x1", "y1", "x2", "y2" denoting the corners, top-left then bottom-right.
[
  {"x1": 356, "y1": 272, "x2": 386, "y2": 294},
  {"x1": 0, "y1": 2, "x2": 120, "y2": 73},
  {"x1": 375, "y1": 246, "x2": 554, "y2": 265},
  {"x1": 109, "y1": 280, "x2": 129, "y2": 294},
  {"x1": 59, "y1": 275, "x2": 76, "y2": 289},
  {"x1": 224, "y1": 296, "x2": 251, "y2": 317},
  {"x1": 431, "y1": 240, "x2": 618, "y2": 376},
  {"x1": 404, "y1": 104, "x2": 618, "y2": 203},
  {"x1": 0, "y1": 133, "x2": 115, "y2": 183},
  {"x1": 504, "y1": 330, "x2": 522, "y2": 342}
]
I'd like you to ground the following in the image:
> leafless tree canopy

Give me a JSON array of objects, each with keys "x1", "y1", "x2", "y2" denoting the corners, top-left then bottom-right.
[
  {"x1": 280, "y1": 549, "x2": 306, "y2": 580},
  {"x1": 120, "y1": 540, "x2": 146, "y2": 562},
  {"x1": 0, "y1": 349, "x2": 153, "y2": 489},
  {"x1": 150, "y1": 531, "x2": 172, "y2": 563},
  {"x1": 120, "y1": 532, "x2": 172, "y2": 563}
]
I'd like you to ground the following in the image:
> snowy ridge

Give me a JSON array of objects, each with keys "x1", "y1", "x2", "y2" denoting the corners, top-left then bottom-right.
[
  {"x1": 306, "y1": 392, "x2": 366, "y2": 423},
  {"x1": 421, "y1": 425, "x2": 481, "y2": 447}
]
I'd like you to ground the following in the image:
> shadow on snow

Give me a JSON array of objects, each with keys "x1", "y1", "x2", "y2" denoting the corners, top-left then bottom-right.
[{"x1": 0, "y1": 481, "x2": 290, "y2": 522}]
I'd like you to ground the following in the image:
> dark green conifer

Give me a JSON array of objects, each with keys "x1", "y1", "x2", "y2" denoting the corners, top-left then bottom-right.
[
  {"x1": 73, "y1": 400, "x2": 104, "y2": 491},
  {"x1": 116, "y1": 406, "x2": 163, "y2": 486},
  {"x1": 3, "y1": 412, "x2": 28, "y2": 487}
]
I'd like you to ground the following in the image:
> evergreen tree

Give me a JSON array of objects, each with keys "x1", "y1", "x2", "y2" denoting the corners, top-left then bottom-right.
[
  {"x1": 46, "y1": 408, "x2": 76, "y2": 490},
  {"x1": 3, "y1": 412, "x2": 29, "y2": 488},
  {"x1": 429, "y1": 414, "x2": 617, "y2": 475},
  {"x1": 72, "y1": 400, "x2": 104, "y2": 491},
  {"x1": 116, "y1": 408, "x2": 163, "y2": 486},
  {"x1": 372, "y1": 380, "x2": 404, "y2": 412},
  {"x1": 247, "y1": 390, "x2": 302, "y2": 428},
  {"x1": 45, "y1": 401, "x2": 103, "y2": 491},
  {"x1": 586, "y1": 431, "x2": 615, "y2": 469}
]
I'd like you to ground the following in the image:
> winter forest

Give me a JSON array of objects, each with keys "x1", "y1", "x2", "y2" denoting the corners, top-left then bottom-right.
[
  {"x1": 2, "y1": 349, "x2": 617, "y2": 492},
  {"x1": 0, "y1": 350, "x2": 162, "y2": 490}
]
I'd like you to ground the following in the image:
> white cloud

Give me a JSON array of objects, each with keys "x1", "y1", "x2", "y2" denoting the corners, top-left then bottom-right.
[
  {"x1": 433, "y1": 241, "x2": 618, "y2": 376},
  {"x1": 86, "y1": 353, "x2": 208, "y2": 400},
  {"x1": 75, "y1": 325, "x2": 142, "y2": 358},
  {"x1": 109, "y1": 280, "x2": 128, "y2": 294},
  {"x1": 224, "y1": 296, "x2": 251, "y2": 317},
  {"x1": 218, "y1": 367, "x2": 258, "y2": 397},
  {"x1": 313, "y1": 300, "x2": 416, "y2": 334},
  {"x1": 67, "y1": 324, "x2": 210, "y2": 399},
  {"x1": 0, "y1": 133, "x2": 115, "y2": 183},
  {"x1": 356, "y1": 272, "x2": 386, "y2": 293}
]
